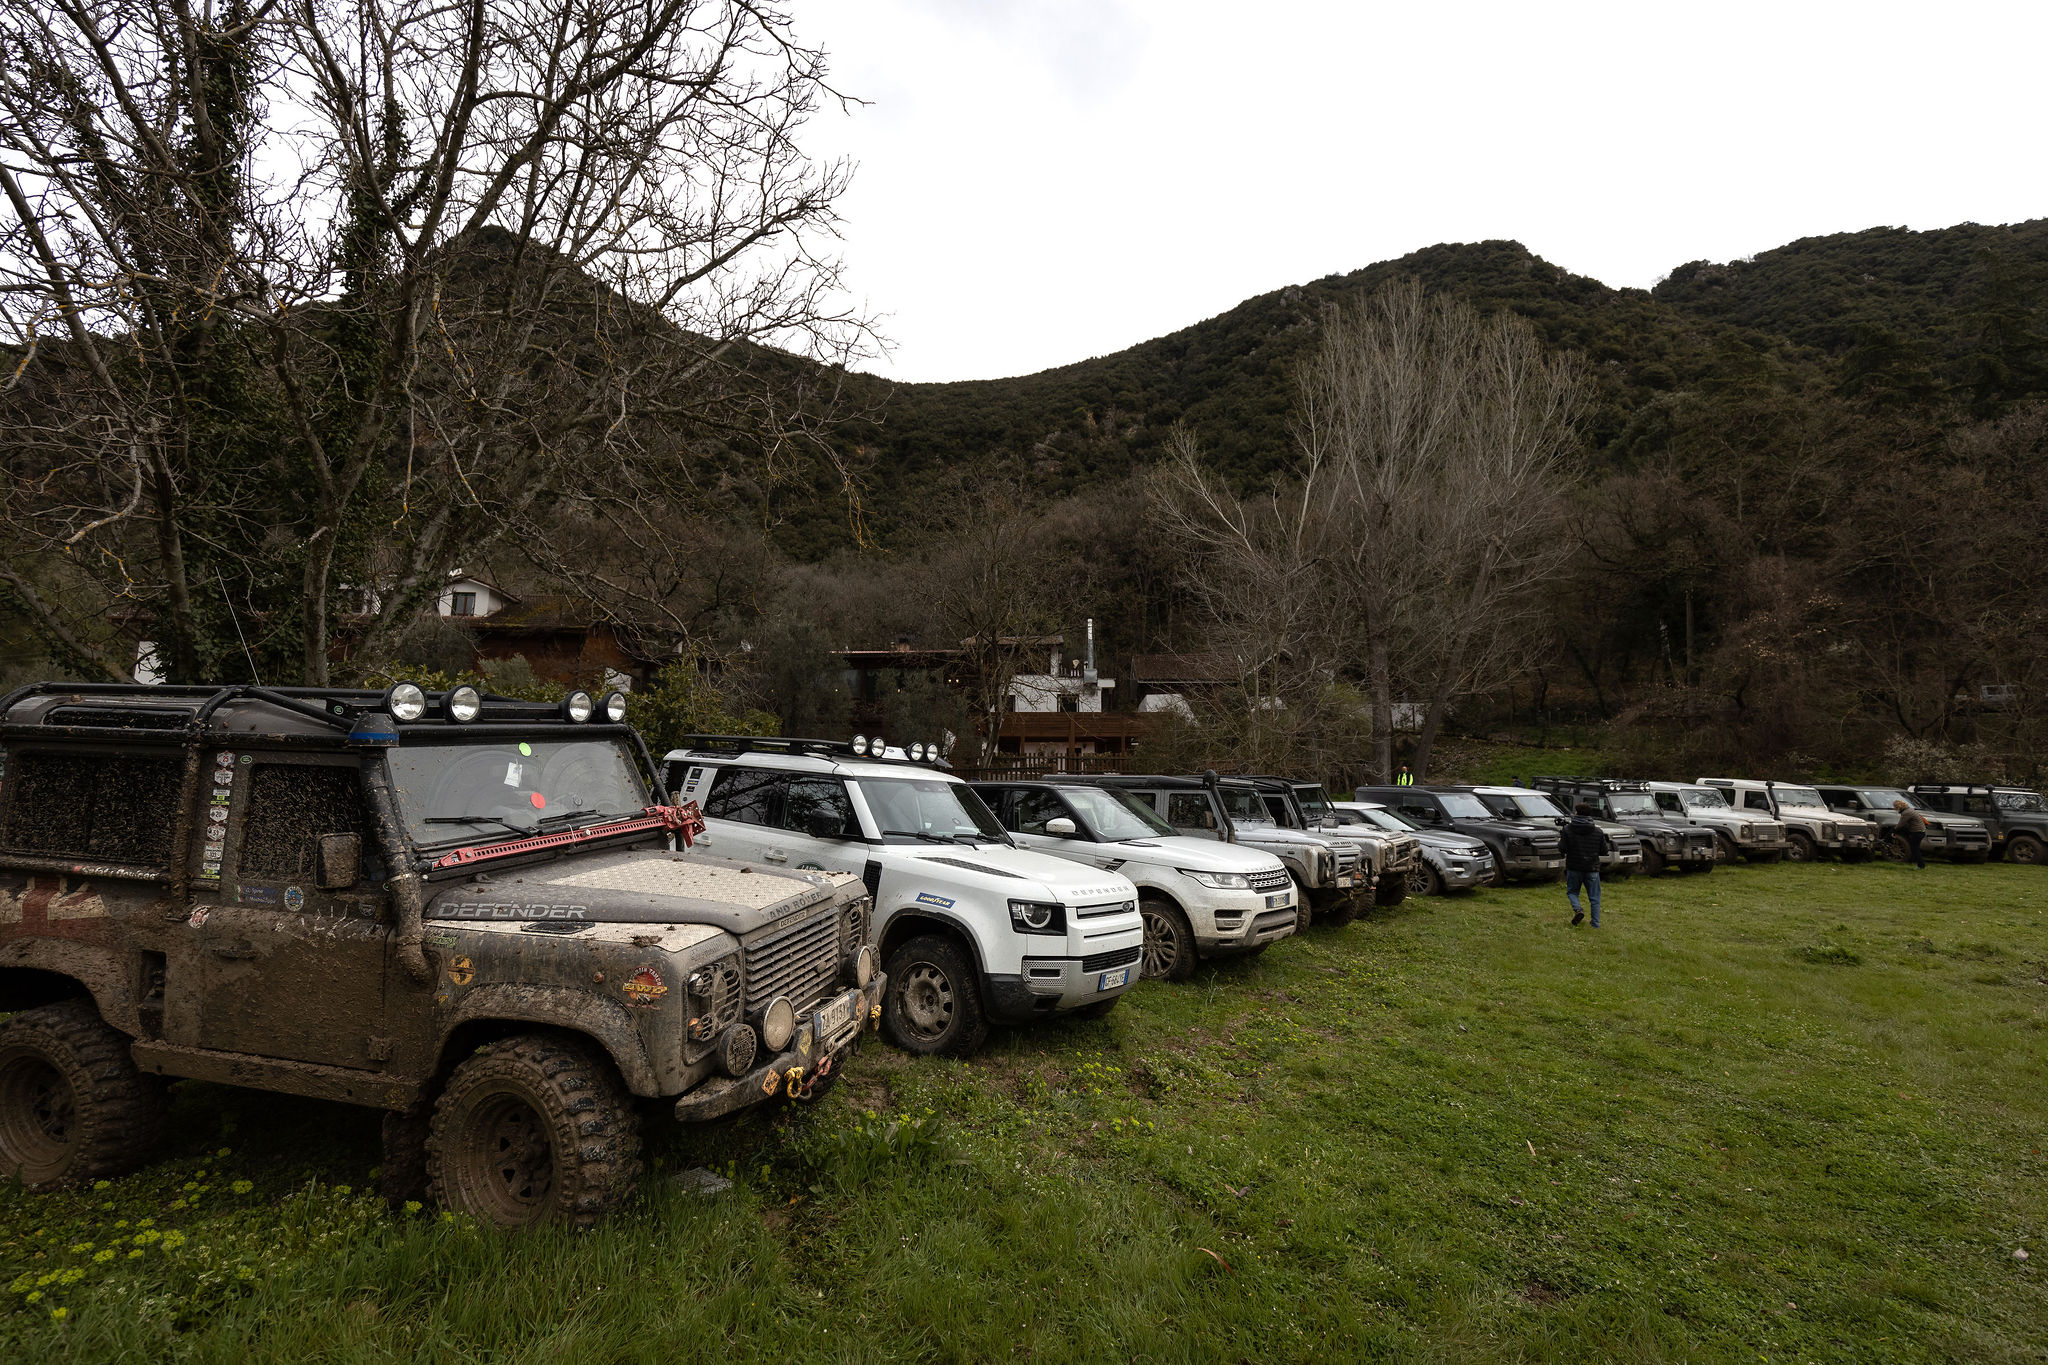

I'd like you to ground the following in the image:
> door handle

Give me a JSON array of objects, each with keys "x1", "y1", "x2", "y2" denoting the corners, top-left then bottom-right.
[{"x1": 209, "y1": 944, "x2": 258, "y2": 960}]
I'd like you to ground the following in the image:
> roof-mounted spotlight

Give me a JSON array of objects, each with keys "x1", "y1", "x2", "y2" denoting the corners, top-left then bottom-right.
[
  {"x1": 445, "y1": 684, "x2": 482, "y2": 723},
  {"x1": 851, "y1": 735, "x2": 869, "y2": 756},
  {"x1": 561, "y1": 689, "x2": 595, "y2": 723},
  {"x1": 600, "y1": 690, "x2": 628, "y2": 724},
  {"x1": 384, "y1": 681, "x2": 427, "y2": 723},
  {"x1": 909, "y1": 742, "x2": 926, "y2": 761}
]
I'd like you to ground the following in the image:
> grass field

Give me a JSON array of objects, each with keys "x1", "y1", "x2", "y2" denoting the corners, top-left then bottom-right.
[{"x1": 5, "y1": 860, "x2": 2044, "y2": 1362}]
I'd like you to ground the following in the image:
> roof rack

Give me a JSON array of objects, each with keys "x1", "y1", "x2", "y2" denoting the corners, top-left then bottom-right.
[{"x1": 1530, "y1": 775, "x2": 1648, "y2": 792}]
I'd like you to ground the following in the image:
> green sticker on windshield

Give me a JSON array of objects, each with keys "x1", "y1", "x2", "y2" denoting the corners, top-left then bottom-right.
[{"x1": 518, "y1": 742, "x2": 532, "y2": 756}]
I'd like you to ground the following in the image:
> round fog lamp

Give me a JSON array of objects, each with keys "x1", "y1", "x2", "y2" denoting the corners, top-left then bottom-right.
[
  {"x1": 385, "y1": 682, "x2": 427, "y2": 723},
  {"x1": 855, "y1": 943, "x2": 876, "y2": 989},
  {"x1": 759, "y1": 996, "x2": 797, "y2": 1052},
  {"x1": 562, "y1": 689, "x2": 595, "y2": 723},
  {"x1": 600, "y1": 690, "x2": 628, "y2": 723},
  {"x1": 718, "y1": 1023, "x2": 758, "y2": 1078},
  {"x1": 445, "y1": 684, "x2": 482, "y2": 723}
]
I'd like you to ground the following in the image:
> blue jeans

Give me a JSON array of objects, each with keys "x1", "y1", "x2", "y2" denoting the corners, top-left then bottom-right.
[{"x1": 1566, "y1": 869, "x2": 1601, "y2": 926}]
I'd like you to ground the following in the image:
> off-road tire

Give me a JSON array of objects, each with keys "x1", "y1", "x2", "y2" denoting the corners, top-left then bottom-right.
[
  {"x1": 1139, "y1": 896, "x2": 1198, "y2": 983},
  {"x1": 1374, "y1": 872, "x2": 1408, "y2": 906},
  {"x1": 1785, "y1": 831, "x2": 1816, "y2": 863},
  {"x1": 1605, "y1": 862, "x2": 1634, "y2": 881},
  {"x1": 0, "y1": 999, "x2": 163, "y2": 1189},
  {"x1": 1638, "y1": 844, "x2": 1666, "y2": 875},
  {"x1": 1406, "y1": 861, "x2": 1441, "y2": 896},
  {"x1": 883, "y1": 934, "x2": 990, "y2": 1057},
  {"x1": 1073, "y1": 997, "x2": 1120, "y2": 1021},
  {"x1": 426, "y1": 1032, "x2": 642, "y2": 1231},
  {"x1": 1881, "y1": 833, "x2": 1909, "y2": 862},
  {"x1": 2005, "y1": 834, "x2": 2045, "y2": 865},
  {"x1": 379, "y1": 1101, "x2": 433, "y2": 1207},
  {"x1": 1316, "y1": 890, "x2": 1360, "y2": 929},
  {"x1": 1291, "y1": 876, "x2": 1314, "y2": 933},
  {"x1": 1712, "y1": 834, "x2": 1735, "y2": 863}
]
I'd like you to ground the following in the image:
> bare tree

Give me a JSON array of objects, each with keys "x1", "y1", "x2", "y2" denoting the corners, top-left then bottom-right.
[{"x1": 1, "y1": 0, "x2": 868, "y2": 683}]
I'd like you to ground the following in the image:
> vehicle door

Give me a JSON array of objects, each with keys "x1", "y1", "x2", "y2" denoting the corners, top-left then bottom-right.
[
  {"x1": 1740, "y1": 791, "x2": 1773, "y2": 816},
  {"x1": 772, "y1": 774, "x2": 866, "y2": 875},
  {"x1": 691, "y1": 765, "x2": 786, "y2": 862},
  {"x1": 1162, "y1": 791, "x2": 1227, "y2": 841},
  {"x1": 1653, "y1": 791, "x2": 1688, "y2": 818},
  {"x1": 1001, "y1": 787, "x2": 1091, "y2": 863},
  {"x1": 174, "y1": 753, "x2": 428, "y2": 1070},
  {"x1": 1819, "y1": 789, "x2": 1863, "y2": 816}
]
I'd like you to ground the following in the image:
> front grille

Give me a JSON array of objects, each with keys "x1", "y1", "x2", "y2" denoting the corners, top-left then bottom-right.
[
  {"x1": 1076, "y1": 899, "x2": 1136, "y2": 919},
  {"x1": 1247, "y1": 867, "x2": 1291, "y2": 893},
  {"x1": 1609, "y1": 832, "x2": 1642, "y2": 856},
  {"x1": 1251, "y1": 908, "x2": 1296, "y2": 936},
  {"x1": 1530, "y1": 832, "x2": 1561, "y2": 856},
  {"x1": 745, "y1": 910, "x2": 840, "y2": 1014},
  {"x1": 1080, "y1": 945, "x2": 1140, "y2": 973},
  {"x1": 1333, "y1": 848, "x2": 1360, "y2": 877}
]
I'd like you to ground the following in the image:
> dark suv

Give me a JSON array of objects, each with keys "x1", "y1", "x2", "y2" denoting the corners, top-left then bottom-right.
[
  {"x1": 1530, "y1": 777, "x2": 1718, "y2": 875},
  {"x1": 1906, "y1": 784, "x2": 2048, "y2": 864},
  {"x1": 1353, "y1": 785, "x2": 1564, "y2": 883},
  {"x1": 0, "y1": 682, "x2": 881, "y2": 1228}
]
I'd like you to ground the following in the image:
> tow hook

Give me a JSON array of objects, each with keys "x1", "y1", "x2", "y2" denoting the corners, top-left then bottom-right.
[
  {"x1": 869, "y1": 1001, "x2": 882, "y2": 1031},
  {"x1": 783, "y1": 1066, "x2": 804, "y2": 1098}
]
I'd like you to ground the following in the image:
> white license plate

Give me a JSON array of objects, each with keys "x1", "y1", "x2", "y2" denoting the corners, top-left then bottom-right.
[
  {"x1": 814, "y1": 994, "x2": 853, "y2": 1039},
  {"x1": 1542, "y1": 859, "x2": 1564, "y2": 868},
  {"x1": 1097, "y1": 968, "x2": 1130, "y2": 991}
]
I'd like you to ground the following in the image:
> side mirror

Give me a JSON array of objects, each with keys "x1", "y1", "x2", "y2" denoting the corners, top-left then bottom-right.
[
  {"x1": 1045, "y1": 816, "x2": 1078, "y2": 837},
  {"x1": 804, "y1": 810, "x2": 846, "y2": 839},
  {"x1": 1201, "y1": 812, "x2": 1216, "y2": 829},
  {"x1": 317, "y1": 833, "x2": 362, "y2": 890}
]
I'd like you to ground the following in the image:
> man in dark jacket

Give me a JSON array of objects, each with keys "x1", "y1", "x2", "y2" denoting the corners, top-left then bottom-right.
[{"x1": 1561, "y1": 802, "x2": 1611, "y2": 927}]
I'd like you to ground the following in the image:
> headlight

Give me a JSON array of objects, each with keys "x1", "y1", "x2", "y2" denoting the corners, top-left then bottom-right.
[
  {"x1": 1737, "y1": 824, "x2": 1752, "y2": 839},
  {"x1": 445, "y1": 684, "x2": 481, "y2": 723},
  {"x1": 600, "y1": 690, "x2": 627, "y2": 723},
  {"x1": 1661, "y1": 834, "x2": 1680, "y2": 849},
  {"x1": 1181, "y1": 868, "x2": 1252, "y2": 889},
  {"x1": 384, "y1": 681, "x2": 427, "y2": 722},
  {"x1": 855, "y1": 943, "x2": 876, "y2": 988},
  {"x1": 561, "y1": 689, "x2": 594, "y2": 723},
  {"x1": 1008, "y1": 899, "x2": 1066, "y2": 935},
  {"x1": 758, "y1": 996, "x2": 796, "y2": 1052},
  {"x1": 1508, "y1": 836, "x2": 1531, "y2": 850}
]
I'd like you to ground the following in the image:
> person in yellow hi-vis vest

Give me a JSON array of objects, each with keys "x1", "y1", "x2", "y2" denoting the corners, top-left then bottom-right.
[{"x1": 1395, "y1": 766, "x2": 1414, "y2": 786}]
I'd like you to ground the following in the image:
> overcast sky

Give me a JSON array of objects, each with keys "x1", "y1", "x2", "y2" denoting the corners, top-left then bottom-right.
[{"x1": 797, "y1": 0, "x2": 2046, "y2": 383}]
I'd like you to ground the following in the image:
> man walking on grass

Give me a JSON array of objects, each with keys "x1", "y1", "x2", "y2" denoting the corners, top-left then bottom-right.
[{"x1": 1562, "y1": 801, "x2": 1611, "y2": 927}]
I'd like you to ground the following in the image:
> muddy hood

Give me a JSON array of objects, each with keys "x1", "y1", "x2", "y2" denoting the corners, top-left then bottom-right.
[{"x1": 424, "y1": 850, "x2": 850, "y2": 932}]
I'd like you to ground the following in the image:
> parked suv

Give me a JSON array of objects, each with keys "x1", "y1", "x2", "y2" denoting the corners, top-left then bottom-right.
[
  {"x1": 1696, "y1": 778, "x2": 1878, "y2": 862},
  {"x1": 1812, "y1": 785, "x2": 1993, "y2": 863},
  {"x1": 1331, "y1": 801, "x2": 1496, "y2": 895},
  {"x1": 1642, "y1": 782, "x2": 1789, "y2": 862},
  {"x1": 1074, "y1": 774, "x2": 1365, "y2": 927},
  {"x1": 0, "y1": 682, "x2": 882, "y2": 1228},
  {"x1": 1472, "y1": 786, "x2": 1643, "y2": 878},
  {"x1": 969, "y1": 780, "x2": 1297, "y2": 981},
  {"x1": 1529, "y1": 778, "x2": 1718, "y2": 874},
  {"x1": 1248, "y1": 777, "x2": 1419, "y2": 907},
  {"x1": 667, "y1": 737, "x2": 1143, "y2": 1056},
  {"x1": 1354, "y1": 786, "x2": 1565, "y2": 883},
  {"x1": 1907, "y1": 784, "x2": 2048, "y2": 864}
]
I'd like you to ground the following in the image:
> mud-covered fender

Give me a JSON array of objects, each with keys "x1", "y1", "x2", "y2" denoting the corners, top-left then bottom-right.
[
  {"x1": 438, "y1": 983, "x2": 663, "y2": 1096},
  {"x1": 0, "y1": 937, "x2": 137, "y2": 1032}
]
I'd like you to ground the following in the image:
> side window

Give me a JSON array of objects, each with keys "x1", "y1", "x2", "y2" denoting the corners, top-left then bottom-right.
[
  {"x1": 1397, "y1": 797, "x2": 1436, "y2": 821},
  {"x1": 1164, "y1": 792, "x2": 1216, "y2": 831},
  {"x1": 702, "y1": 767, "x2": 783, "y2": 826},
  {"x1": 1012, "y1": 789, "x2": 1071, "y2": 835},
  {"x1": 239, "y1": 763, "x2": 368, "y2": 885},
  {"x1": 1654, "y1": 793, "x2": 1683, "y2": 814},
  {"x1": 1830, "y1": 792, "x2": 1860, "y2": 810},
  {"x1": 1744, "y1": 792, "x2": 1770, "y2": 811},
  {"x1": 782, "y1": 776, "x2": 856, "y2": 838},
  {"x1": 1963, "y1": 795, "x2": 1994, "y2": 814},
  {"x1": 0, "y1": 749, "x2": 183, "y2": 866}
]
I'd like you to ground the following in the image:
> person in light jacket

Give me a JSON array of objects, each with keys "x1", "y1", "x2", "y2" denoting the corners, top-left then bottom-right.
[{"x1": 1561, "y1": 802, "x2": 1613, "y2": 927}]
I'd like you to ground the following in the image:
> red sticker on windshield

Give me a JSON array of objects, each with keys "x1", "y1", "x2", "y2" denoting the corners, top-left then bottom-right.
[{"x1": 529, "y1": 792, "x2": 546, "y2": 809}]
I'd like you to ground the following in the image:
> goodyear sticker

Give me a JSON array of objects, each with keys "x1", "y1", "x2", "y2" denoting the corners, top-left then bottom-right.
[
  {"x1": 914, "y1": 891, "x2": 955, "y2": 909},
  {"x1": 447, "y1": 956, "x2": 474, "y2": 986},
  {"x1": 622, "y1": 965, "x2": 668, "y2": 1008}
]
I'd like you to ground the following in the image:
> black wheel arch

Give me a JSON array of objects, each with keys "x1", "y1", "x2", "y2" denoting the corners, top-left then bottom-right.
[{"x1": 878, "y1": 909, "x2": 988, "y2": 976}]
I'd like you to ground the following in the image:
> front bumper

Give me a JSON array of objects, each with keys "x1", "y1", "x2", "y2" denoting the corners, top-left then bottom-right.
[
  {"x1": 984, "y1": 941, "x2": 1143, "y2": 1020},
  {"x1": 672, "y1": 974, "x2": 886, "y2": 1122},
  {"x1": 1202, "y1": 888, "x2": 1298, "y2": 950},
  {"x1": 1435, "y1": 854, "x2": 1494, "y2": 889},
  {"x1": 1499, "y1": 853, "x2": 1565, "y2": 878}
]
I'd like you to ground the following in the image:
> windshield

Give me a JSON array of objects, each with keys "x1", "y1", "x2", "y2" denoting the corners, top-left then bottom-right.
[
  {"x1": 1858, "y1": 788, "x2": 1925, "y2": 810},
  {"x1": 1217, "y1": 787, "x2": 1272, "y2": 824},
  {"x1": 1292, "y1": 785, "x2": 1332, "y2": 820},
  {"x1": 1677, "y1": 788, "x2": 1729, "y2": 810},
  {"x1": 1773, "y1": 786, "x2": 1827, "y2": 810},
  {"x1": 1347, "y1": 805, "x2": 1418, "y2": 833},
  {"x1": 1997, "y1": 789, "x2": 2046, "y2": 812},
  {"x1": 855, "y1": 776, "x2": 1006, "y2": 845},
  {"x1": 1436, "y1": 793, "x2": 1494, "y2": 820},
  {"x1": 1485, "y1": 792, "x2": 1566, "y2": 820},
  {"x1": 390, "y1": 739, "x2": 647, "y2": 846},
  {"x1": 1607, "y1": 793, "x2": 1657, "y2": 816},
  {"x1": 1063, "y1": 786, "x2": 1175, "y2": 841}
]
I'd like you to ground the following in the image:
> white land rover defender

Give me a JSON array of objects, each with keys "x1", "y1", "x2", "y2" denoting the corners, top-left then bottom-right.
[
  {"x1": 1642, "y1": 781, "x2": 1789, "y2": 862},
  {"x1": 969, "y1": 779, "x2": 1298, "y2": 982},
  {"x1": 1696, "y1": 778, "x2": 1877, "y2": 862},
  {"x1": 665, "y1": 737, "x2": 1144, "y2": 1056}
]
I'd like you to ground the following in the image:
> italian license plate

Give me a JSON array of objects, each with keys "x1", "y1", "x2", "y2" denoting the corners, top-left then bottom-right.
[
  {"x1": 1097, "y1": 968, "x2": 1130, "y2": 991},
  {"x1": 1265, "y1": 893, "x2": 1288, "y2": 908},
  {"x1": 814, "y1": 994, "x2": 852, "y2": 1040},
  {"x1": 1542, "y1": 859, "x2": 1564, "y2": 869}
]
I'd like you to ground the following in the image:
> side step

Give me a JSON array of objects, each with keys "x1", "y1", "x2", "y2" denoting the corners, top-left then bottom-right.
[{"x1": 130, "y1": 1041, "x2": 420, "y2": 1111}]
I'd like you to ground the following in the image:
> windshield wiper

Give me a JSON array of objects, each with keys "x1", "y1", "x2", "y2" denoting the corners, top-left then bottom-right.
[
  {"x1": 534, "y1": 809, "x2": 635, "y2": 831},
  {"x1": 424, "y1": 814, "x2": 539, "y2": 837},
  {"x1": 883, "y1": 828, "x2": 975, "y2": 845}
]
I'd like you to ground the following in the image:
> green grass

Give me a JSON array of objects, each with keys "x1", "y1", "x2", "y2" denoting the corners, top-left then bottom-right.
[{"x1": 6, "y1": 862, "x2": 2045, "y2": 1361}]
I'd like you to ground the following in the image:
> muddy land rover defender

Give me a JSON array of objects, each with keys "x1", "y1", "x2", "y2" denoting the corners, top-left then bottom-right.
[
  {"x1": 1906, "y1": 784, "x2": 2048, "y2": 864},
  {"x1": 0, "y1": 683, "x2": 882, "y2": 1229},
  {"x1": 1528, "y1": 778, "x2": 1718, "y2": 874}
]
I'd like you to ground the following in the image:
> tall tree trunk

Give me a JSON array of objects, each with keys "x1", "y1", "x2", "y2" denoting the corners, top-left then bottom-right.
[{"x1": 1369, "y1": 632, "x2": 1393, "y2": 783}]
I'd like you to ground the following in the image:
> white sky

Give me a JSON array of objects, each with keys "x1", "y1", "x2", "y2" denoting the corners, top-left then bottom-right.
[{"x1": 798, "y1": 0, "x2": 2048, "y2": 383}]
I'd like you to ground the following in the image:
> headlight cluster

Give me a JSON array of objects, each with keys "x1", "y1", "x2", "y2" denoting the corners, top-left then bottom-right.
[
  {"x1": 1180, "y1": 868, "x2": 1251, "y2": 889},
  {"x1": 1008, "y1": 899, "x2": 1066, "y2": 935},
  {"x1": 1508, "y1": 836, "x2": 1531, "y2": 850}
]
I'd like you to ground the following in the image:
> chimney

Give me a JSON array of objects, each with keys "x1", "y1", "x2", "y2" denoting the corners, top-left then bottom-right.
[{"x1": 1083, "y1": 618, "x2": 1098, "y2": 690}]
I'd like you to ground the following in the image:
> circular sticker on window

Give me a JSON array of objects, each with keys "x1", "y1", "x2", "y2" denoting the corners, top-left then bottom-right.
[{"x1": 518, "y1": 742, "x2": 532, "y2": 756}]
